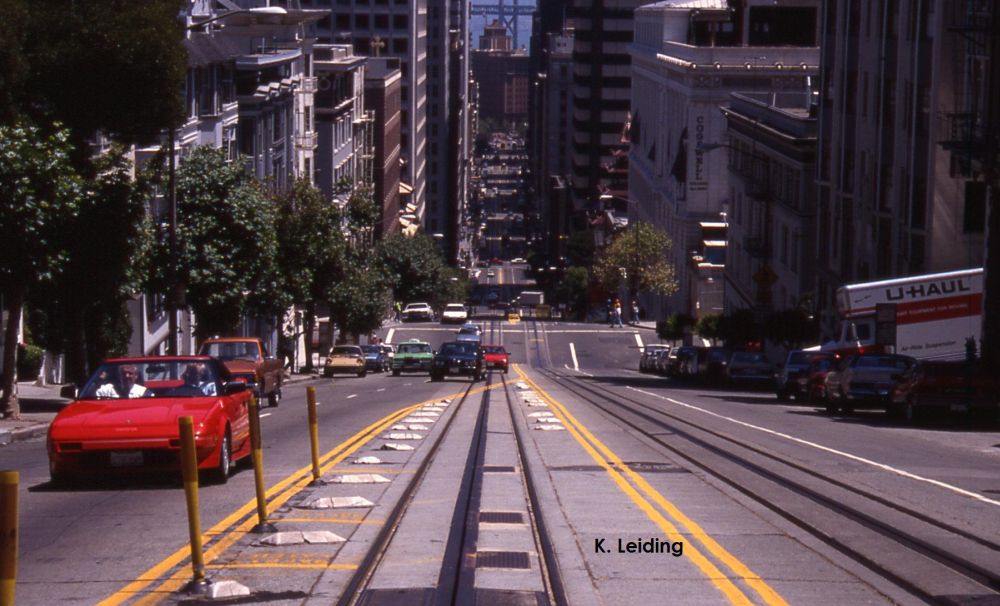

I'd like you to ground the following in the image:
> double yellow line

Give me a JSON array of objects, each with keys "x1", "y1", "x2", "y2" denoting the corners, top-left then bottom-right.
[
  {"x1": 514, "y1": 366, "x2": 788, "y2": 606},
  {"x1": 99, "y1": 386, "x2": 491, "y2": 606}
]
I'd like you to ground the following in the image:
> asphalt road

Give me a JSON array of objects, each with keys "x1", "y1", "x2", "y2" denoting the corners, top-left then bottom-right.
[{"x1": 4, "y1": 318, "x2": 998, "y2": 604}]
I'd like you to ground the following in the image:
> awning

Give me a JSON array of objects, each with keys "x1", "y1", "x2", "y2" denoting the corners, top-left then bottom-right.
[{"x1": 399, "y1": 182, "x2": 413, "y2": 196}]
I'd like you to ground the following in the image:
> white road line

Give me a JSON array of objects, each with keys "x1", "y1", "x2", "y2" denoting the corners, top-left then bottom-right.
[
  {"x1": 634, "y1": 333, "x2": 644, "y2": 352},
  {"x1": 259, "y1": 412, "x2": 272, "y2": 418},
  {"x1": 385, "y1": 328, "x2": 395, "y2": 343},
  {"x1": 543, "y1": 330, "x2": 642, "y2": 334},
  {"x1": 377, "y1": 388, "x2": 386, "y2": 392},
  {"x1": 569, "y1": 343, "x2": 579, "y2": 372},
  {"x1": 627, "y1": 386, "x2": 1000, "y2": 507},
  {"x1": 346, "y1": 394, "x2": 357, "y2": 399}
]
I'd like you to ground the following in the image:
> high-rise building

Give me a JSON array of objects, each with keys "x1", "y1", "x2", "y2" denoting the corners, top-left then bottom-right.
[
  {"x1": 365, "y1": 57, "x2": 404, "y2": 238},
  {"x1": 814, "y1": 0, "x2": 988, "y2": 337}
]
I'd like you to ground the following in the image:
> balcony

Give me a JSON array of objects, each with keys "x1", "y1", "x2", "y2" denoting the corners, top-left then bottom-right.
[
  {"x1": 295, "y1": 131, "x2": 318, "y2": 149},
  {"x1": 299, "y1": 77, "x2": 318, "y2": 94}
]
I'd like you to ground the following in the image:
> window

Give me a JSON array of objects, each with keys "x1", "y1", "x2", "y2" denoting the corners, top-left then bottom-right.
[{"x1": 393, "y1": 14, "x2": 408, "y2": 29}]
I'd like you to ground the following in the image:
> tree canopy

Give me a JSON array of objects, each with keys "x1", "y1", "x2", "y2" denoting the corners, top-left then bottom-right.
[{"x1": 594, "y1": 221, "x2": 678, "y2": 301}]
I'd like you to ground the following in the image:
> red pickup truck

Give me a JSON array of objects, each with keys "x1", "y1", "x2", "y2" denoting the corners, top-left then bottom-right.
[{"x1": 198, "y1": 337, "x2": 284, "y2": 407}]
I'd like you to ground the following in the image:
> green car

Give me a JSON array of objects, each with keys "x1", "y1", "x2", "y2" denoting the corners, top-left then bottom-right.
[{"x1": 392, "y1": 340, "x2": 434, "y2": 376}]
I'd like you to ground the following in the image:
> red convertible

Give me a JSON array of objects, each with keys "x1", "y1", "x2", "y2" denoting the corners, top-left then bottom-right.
[
  {"x1": 48, "y1": 357, "x2": 252, "y2": 485},
  {"x1": 482, "y1": 344, "x2": 510, "y2": 374}
]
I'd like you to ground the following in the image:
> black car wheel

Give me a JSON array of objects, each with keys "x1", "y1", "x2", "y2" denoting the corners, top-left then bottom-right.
[
  {"x1": 392, "y1": 369, "x2": 401, "y2": 376},
  {"x1": 358, "y1": 369, "x2": 367, "y2": 378},
  {"x1": 210, "y1": 429, "x2": 232, "y2": 484}
]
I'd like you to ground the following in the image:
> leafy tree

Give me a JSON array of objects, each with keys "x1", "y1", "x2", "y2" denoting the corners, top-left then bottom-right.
[
  {"x1": 0, "y1": 122, "x2": 82, "y2": 418},
  {"x1": 695, "y1": 314, "x2": 724, "y2": 345},
  {"x1": 657, "y1": 312, "x2": 694, "y2": 342},
  {"x1": 565, "y1": 229, "x2": 595, "y2": 268},
  {"x1": 327, "y1": 255, "x2": 392, "y2": 342},
  {"x1": 146, "y1": 147, "x2": 278, "y2": 340},
  {"x1": 594, "y1": 221, "x2": 678, "y2": 303},
  {"x1": 347, "y1": 185, "x2": 378, "y2": 245},
  {"x1": 274, "y1": 177, "x2": 345, "y2": 369},
  {"x1": 2, "y1": 0, "x2": 186, "y2": 146},
  {"x1": 764, "y1": 309, "x2": 817, "y2": 350},
  {"x1": 377, "y1": 234, "x2": 453, "y2": 305}
]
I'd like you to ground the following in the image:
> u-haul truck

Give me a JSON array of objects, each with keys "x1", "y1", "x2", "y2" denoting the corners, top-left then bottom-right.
[{"x1": 823, "y1": 268, "x2": 983, "y2": 360}]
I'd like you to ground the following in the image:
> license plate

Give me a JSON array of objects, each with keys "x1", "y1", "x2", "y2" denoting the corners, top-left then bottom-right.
[
  {"x1": 449, "y1": 366, "x2": 460, "y2": 373},
  {"x1": 950, "y1": 403, "x2": 969, "y2": 413},
  {"x1": 110, "y1": 451, "x2": 143, "y2": 467}
]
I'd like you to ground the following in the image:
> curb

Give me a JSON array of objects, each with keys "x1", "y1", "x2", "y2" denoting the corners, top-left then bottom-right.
[{"x1": 0, "y1": 423, "x2": 48, "y2": 446}]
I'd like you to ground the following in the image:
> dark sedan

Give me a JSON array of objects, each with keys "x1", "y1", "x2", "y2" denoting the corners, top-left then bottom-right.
[
  {"x1": 430, "y1": 341, "x2": 484, "y2": 382},
  {"x1": 824, "y1": 353, "x2": 916, "y2": 414},
  {"x1": 360, "y1": 345, "x2": 390, "y2": 372}
]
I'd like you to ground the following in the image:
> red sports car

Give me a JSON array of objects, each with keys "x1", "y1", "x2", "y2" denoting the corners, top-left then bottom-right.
[
  {"x1": 47, "y1": 357, "x2": 253, "y2": 485},
  {"x1": 482, "y1": 344, "x2": 510, "y2": 374}
]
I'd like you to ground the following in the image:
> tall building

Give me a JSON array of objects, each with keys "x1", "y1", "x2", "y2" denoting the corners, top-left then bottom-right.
[
  {"x1": 310, "y1": 0, "x2": 428, "y2": 228},
  {"x1": 364, "y1": 57, "x2": 404, "y2": 237},
  {"x1": 814, "y1": 0, "x2": 989, "y2": 337},
  {"x1": 568, "y1": 0, "x2": 647, "y2": 214},
  {"x1": 471, "y1": 25, "x2": 531, "y2": 125},
  {"x1": 313, "y1": 45, "x2": 367, "y2": 202},
  {"x1": 629, "y1": 0, "x2": 820, "y2": 319}
]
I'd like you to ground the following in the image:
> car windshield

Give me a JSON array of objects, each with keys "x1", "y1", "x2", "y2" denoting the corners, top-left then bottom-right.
[
  {"x1": 405, "y1": 304, "x2": 429, "y2": 310},
  {"x1": 332, "y1": 346, "x2": 360, "y2": 356},
  {"x1": 200, "y1": 341, "x2": 259, "y2": 361},
  {"x1": 398, "y1": 343, "x2": 431, "y2": 354},
  {"x1": 788, "y1": 351, "x2": 831, "y2": 365},
  {"x1": 483, "y1": 345, "x2": 506, "y2": 354},
  {"x1": 445, "y1": 304, "x2": 466, "y2": 311},
  {"x1": 79, "y1": 360, "x2": 223, "y2": 400},
  {"x1": 360, "y1": 345, "x2": 380, "y2": 354},
  {"x1": 440, "y1": 343, "x2": 478, "y2": 355}
]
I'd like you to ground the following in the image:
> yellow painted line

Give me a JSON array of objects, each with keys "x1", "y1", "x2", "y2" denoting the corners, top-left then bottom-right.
[
  {"x1": 515, "y1": 365, "x2": 789, "y2": 606},
  {"x1": 103, "y1": 383, "x2": 502, "y2": 606},
  {"x1": 206, "y1": 563, "x2": 359, "y2": 570},
  {"x1": 98, "y1": 389, "x2": 470, "y2": 606}
]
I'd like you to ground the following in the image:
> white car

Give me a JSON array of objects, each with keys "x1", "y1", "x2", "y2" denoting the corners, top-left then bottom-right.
[
  {"x1": 510, "y1": 257, "x2": 527, "y2": 264},
  {"x1": 486, "y1": 270, "x2": 496, "y2": 278},
  {"x1": 402, "y1": 302, "x2": 435, "y2": 322},
  {"x1": 441, "y1": 303, "x2": 469, "y2": 324}
]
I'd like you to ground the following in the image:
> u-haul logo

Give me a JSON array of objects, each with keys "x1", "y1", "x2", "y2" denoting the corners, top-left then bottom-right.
[{"x1": 885, "y1": 278, "x2": 972, "y2": 302}]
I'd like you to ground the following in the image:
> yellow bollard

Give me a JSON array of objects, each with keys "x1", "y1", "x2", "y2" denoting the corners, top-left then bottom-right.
[
  {"x1": 248, "y1": 397, "x2": 276, "y2": 533},
  {"x1": 178, "y1": 417, "x2": 209, "y2": 593},
  {"x1": 1, "y1": 471, "x2": 18, "y2": 606},
  {"x1": 307, "y1": 387, "x2": 321, "y2": 483}
]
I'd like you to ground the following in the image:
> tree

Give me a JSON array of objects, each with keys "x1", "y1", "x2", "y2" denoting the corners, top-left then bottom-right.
[
  {"x1": 764, "y1": 309, "x2": 818, "y2": 350},
  {"x1": 719, "y1": 309, "x2": 759, "y2": 347},
  {"x1": 327, "y1": 256, "x2": 392, "y2": 342},
  {"x1": 146, "y1": 147, "x2": 278, "y2": 340},
  {"x1": 377, "y1": 234, "x2": 454, "y2": 305},
  {"x1": 274, "y1": 177, "x2": 345, "y2": 369},
  {"x1": 346, "y1": 185, "x2": 378, "y2": 246},
  {"x1": 2, "y1": 0, "x2": 186, "y2": 148},
  {"x1": 555, "y1": 266, "x2": 591, "y2": 319},
  {"x1": 0, "y1": 122, "x2": 82, "y2": 418},
  {"x1": 657, "y1": 312, "x2": 694, "y2": 342},
  {"x1": 695, "y1": 314, "x2": 724, "y2": 345},
  {"x1": 594, "y1": 221, "x2": 678, "y2": 304}
]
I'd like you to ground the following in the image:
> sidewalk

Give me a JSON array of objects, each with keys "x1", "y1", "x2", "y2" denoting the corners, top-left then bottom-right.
[{"x1": 0, "y1": 372, "x2": 319, "y2": 447}]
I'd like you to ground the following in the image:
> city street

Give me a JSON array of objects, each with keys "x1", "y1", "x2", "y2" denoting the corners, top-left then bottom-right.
[{"x1": 3, "y1": 318, "x2": 998, "y2": 605}]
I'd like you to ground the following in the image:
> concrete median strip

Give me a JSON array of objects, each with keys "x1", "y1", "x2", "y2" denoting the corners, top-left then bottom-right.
[
  {"x1": 421, "y1": 406, "x2": 444, "y2": 412},
  {"x1": 406, "y1": 424, "x2": 430, "y2": 431},
  {"x1": 352, "y1": 456, "x2": 383, "y2": 465},
  {"x1": 411, "y1": 411, "x2": 439, "y2": 417},
  {"x1": 534, "y1": 424, "x2": 566, "y2": 431},
  {"x1": 204, "y1": 579, "x2": 251, "y2": 599},
  {"x1": 527, "y1": 412, "x2": 554, "y2": 417},
  {"x1": 298, "y1": 496, "x2": 374, "y2": 509},
  {"x1": 255, "y1": 531, "x2": 346, "y2": 546},
  {"x1": 535, "y1": 417, "x2": 563, "y2": 424}
]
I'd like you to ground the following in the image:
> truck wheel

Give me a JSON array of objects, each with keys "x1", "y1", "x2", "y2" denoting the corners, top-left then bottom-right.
[{"x1": 776, "y1": 390, "x2": 789, "y2": 402}]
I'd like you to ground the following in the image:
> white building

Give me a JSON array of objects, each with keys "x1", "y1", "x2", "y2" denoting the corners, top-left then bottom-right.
[{"x1": 629, "y1": 0, "x2": 820, "y2": 319}]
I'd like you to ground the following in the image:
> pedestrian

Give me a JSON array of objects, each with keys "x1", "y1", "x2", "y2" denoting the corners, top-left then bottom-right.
[
  {"x1": 393, "y1": 300, "x2": 402, "y2": 322},
  {"x1": 612, "y1": 299, "x2": 624, "y2": 328},
  {"x1": 631, "y1": 300, "x2": 640, "y2": 325}
]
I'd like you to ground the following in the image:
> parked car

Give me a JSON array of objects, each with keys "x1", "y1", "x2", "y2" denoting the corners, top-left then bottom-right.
[
  {"x1": 430, "y1": 341, "x2": 484, "y2": 382},
  {"x1": 48, "y1": 357, "x2": 252, "y2": 485},
  {"x1": 823, "y1": 353, "x2": 916, "y2": 414},
  {"x1": 198, "y1": 337, "x2": 283, "y2": 407},
  {"x1": 482, "y1": 344, "x2": 510, "y2": 373},
  {"x1": 704, "y1": 347, "x2": 735, "y2": 382},
  {"x1": 640, "y1": 344, "x2": 671, "y2": 372},
  {"x1": 662, "y1": 348, "x2": 682, "y2": 376},
  {"x1": 803, "y1": 356, "x2": 840, "y2": 403},
  {"x1": 402, "y1": 302, "x2": 435, "y2": 322},
  {"x1": 456, "y1": 323, "x2": 483, "y2": 343},
  {"x1": 776, "y1": 350, "x2": 838, "y2": 401},
  {"x1": 379, "y1": 344, "x2": 395, "y2": 366},
  {"x1": 441, "y1": 303, "x2": 469, "y2": 324},
  {"x1": 360, "y1": 344, "x2": 390, "y2": 372},
  {"x1": 725, "y1": 351, "x2": 776, "y2": 385},
  {"x1": 392, "y1": 340, "x2": 434, "y2": 376},
  {"x1": 324, "y1": 345, "x2": 367, "y2": 377},
  {"x1": 889, "y1": 360, "x2": 1000, "y2": 423},
  {"x1": 674, "y1": 346, "x2": 699, "y2": 378}
]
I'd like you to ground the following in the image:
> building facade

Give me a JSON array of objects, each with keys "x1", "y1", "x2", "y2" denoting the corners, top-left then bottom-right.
[
  {"x1": 364, "y1": 57, "x2": 404, "y2": 237},
  {"x1": 629, "y1": 0, "x2": 820, "y2": 319}
]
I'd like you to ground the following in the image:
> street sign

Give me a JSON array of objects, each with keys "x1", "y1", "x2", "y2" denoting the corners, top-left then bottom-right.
[{"x1": 875, "y1": 303, "x2": 897, "y2": 347}]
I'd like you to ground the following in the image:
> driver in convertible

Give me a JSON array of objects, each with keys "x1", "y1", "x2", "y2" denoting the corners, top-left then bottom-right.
[
  {"x1": 95, "y1": 364, "x2": 149, "y2": 399},
  {"x1": 181, "y1": 363, "x2": 218, "y2": 396}
]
